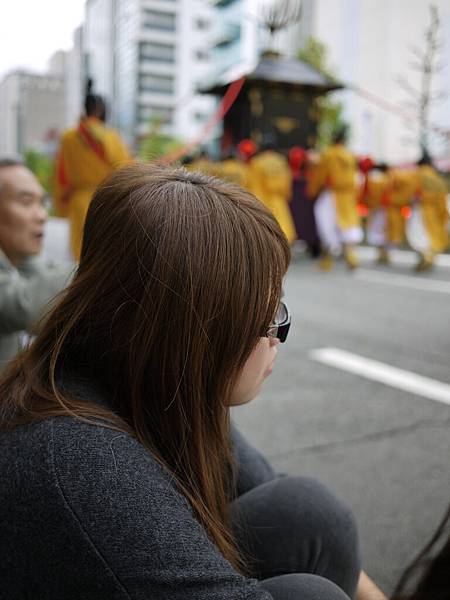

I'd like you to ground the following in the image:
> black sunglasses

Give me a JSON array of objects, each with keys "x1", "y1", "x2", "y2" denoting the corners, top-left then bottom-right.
[{"x1": 265, "y1": 301, "x2": 290, "y2": 343}]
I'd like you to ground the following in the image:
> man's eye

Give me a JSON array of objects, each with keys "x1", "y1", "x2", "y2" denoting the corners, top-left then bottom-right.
[{"x1": 17, "y1": 197, "x2": 34, "y2": 207}]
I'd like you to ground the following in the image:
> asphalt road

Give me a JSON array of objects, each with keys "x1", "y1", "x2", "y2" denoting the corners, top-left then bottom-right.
[{"x1": 232, "y1": 247, "x2": 450, "y2": 596}]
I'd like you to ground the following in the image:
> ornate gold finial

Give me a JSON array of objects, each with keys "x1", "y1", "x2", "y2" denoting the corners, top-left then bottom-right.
[{"x1": 261, "y1": 0, "x2": 303, "y2": 51}]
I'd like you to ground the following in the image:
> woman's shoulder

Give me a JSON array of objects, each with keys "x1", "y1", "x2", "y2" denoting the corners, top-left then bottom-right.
[{"x1": 1, "y1": 415, "x2": 183, "y2": 508}]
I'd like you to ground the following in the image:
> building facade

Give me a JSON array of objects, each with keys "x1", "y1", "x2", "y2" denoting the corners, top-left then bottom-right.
[
  {"x1": 64, "y1": 26, "x2": 86, "y2": 127},
  {"x1": 311, "y1": 0, "x2": 450, "y2": 163},
  {"x1": 0, "y1": 71, "x2": 66, "y2": 156},
  {"x1": 83, "y1": 0, "x2": 215, "y2": 148}
]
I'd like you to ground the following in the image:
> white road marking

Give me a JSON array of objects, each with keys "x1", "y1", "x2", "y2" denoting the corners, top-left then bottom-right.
[
  {"x1": 357, "y1": 246, "x2": 450, "y2": 268},
  {"x1": 309, "y1": 347, "x2": 450, "y2": 406},
  {"x1": 354, "y1": 268, "x2": 450, "y2": 294}
]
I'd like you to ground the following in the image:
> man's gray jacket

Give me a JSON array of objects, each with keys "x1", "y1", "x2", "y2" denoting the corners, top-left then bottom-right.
[{"x1": 0, "y1": 249, "x2": 73, "y2": 370}]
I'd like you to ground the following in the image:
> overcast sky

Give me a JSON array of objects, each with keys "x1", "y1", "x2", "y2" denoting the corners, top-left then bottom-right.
[{"x1": 0, "y1": 0, "x2": 85, "y2": 80}]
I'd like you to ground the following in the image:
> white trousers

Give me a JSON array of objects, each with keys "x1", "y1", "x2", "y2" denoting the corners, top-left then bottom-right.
[
  {"x1": 367, "y1": 208, "x2": 387, "y2": 247},
  {"x1": 406, "y1": 205, "x2": 431, "y2": 253},
  {"x1": 314, "y1": 190, "x2": 363, "y2": 255}
]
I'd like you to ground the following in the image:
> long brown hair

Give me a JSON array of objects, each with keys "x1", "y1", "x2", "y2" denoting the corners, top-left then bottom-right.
[
  {"x1": 391, "y1": 503, "x2": 450, "y2": 600},
  {"x1": 0, "y1": 163, "x2": 290, "y2": 571}
]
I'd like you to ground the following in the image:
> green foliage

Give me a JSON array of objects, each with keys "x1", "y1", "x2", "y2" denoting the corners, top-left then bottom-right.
[
  {"x1": 298, "y1": 37, "x2": 348, "y2": 148},
  {"x1": 298, "y1": 37, "x2": 335, "y2": 80},
  {"x1": 24, "y1": 149, "x2": 54, "y2": 195},
  {"x1": 138, "y1": 116, "x2": 184, "y2": 161}
]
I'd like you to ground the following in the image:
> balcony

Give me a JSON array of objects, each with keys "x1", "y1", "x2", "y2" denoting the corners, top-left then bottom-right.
[{"x1": 213, "y1": 22, "x2": 241, "y2": 49}]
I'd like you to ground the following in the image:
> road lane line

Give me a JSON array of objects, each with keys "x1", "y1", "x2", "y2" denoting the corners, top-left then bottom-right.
[
  {"x1": 357, "y1": 247, "x2": 450, "y2": 268},
  {"x1": 354, "y1": 269, "x2": 450, "y2": 294},
  {"x1": 309, "y1": 347, "x2": 450, "y2": 406}
]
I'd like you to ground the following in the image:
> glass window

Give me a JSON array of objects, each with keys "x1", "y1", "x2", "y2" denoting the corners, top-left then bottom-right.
[
  {"x1": 195, "y1": 49, "x2": 210, "y2": 61},
  {"x1": 139, "y1": 73, "x2": 174, "y2": 94},
  {"x1": 214, "y1": 23, "x2": 241, "y2": 49},
  {"x1": 139, "y1": 104, "x2": 173, "y2": 124},
  {"x1": 143, "y1": 9, "x2": 176, "y2": 31},
  {"x1": 194, "y1": 111, "x2": 206, "y2": 122},
  {"x1": 195, "y1": 17, "x2": 210, "y2": 30},
  {"x1": 213, "y1": 0, "x2": 237, "y2": 7},
  {"x1": 140, "y1": 42, "x2": 175, "y2": 63}
]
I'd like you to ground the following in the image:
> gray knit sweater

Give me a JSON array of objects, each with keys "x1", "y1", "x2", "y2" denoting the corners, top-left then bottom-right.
[{"x1": 0, "y1": 385, "x2": 276, "y2": 599}]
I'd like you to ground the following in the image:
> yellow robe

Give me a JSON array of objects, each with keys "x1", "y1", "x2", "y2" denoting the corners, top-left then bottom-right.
[
  {"x1": 187, "y1": 158, "x2": 222, "y2": 179},
  {"x1": 314, "y1": 144, "x2": 360, "y2": 231},
  {"x1": 247, "y1": 151, "x2": 296, "y2": 243},
  {"x1": 415, "y1": 165, "x2": 449, "y2": 253},
  {"x1": 305, "y1": 158, "x2": 323, "y2": 199},
  {"x1": 387, "y1": 169, "x2": 416, "y2": 245},
  {"x1": 54, "y1": 117, "x2": 130, "y2": 260},
  {"x1": 219, "y1": 158, "x2": 250, "y2": 189},
  {"x1": 365, "y1": 172, "x2": 390, "y2": 210}
]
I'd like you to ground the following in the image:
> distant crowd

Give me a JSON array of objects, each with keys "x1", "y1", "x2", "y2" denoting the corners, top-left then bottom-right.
[{"x1": 181, "y1": 131, "x2": 449, "y2": 273}]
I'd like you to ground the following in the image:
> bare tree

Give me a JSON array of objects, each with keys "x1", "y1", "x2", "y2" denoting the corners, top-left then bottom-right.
[{"x1": 398, "y1": 4, "x2": 447, "y2": 150}]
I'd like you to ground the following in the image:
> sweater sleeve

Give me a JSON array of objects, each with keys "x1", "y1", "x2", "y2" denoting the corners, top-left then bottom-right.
[
  {"x1": 51, "y1": 419, "x2": 273, "y2": 600},
  {"x1": 0, "y1": 258, "x2": 73, "y2": 334}
]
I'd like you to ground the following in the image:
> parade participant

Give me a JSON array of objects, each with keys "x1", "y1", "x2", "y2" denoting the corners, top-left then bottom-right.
[
  {"x1": 238, "y1": 138, "x2": 258, "y2": 164},
  {"x1": 248, "y1": 136, "x2": 296, "y2": 243},
  {"x1": 219, "y1": 147, "x2": 250, "y2": 189},
  {"x1": 0, "y1": 163, "x2": 387, "y2": 600},
  {"x1": 360, "y1": 160, "x2": 391, "y2": 265},
  {"x1": 54, "y1": 81, "x2": 130, "y2": 260},
  {"x1": 386, "y1": 168, "x2": 416, "y2": 249},
  {"x1": 0, "y1": 158, "x2": 73, "y2": 370},
  {"x1": 188, "y1": 148, "x2": 221, "y2": 178},
  {"x1": 406, "y1": 150, "x2": 449, "y2": 272},
  {"x1": 288, "y1": 146, "x2": 320, "y2": 258},
  {"x1": 313, "y1": 127, "x2": 362, "y2": 270}
]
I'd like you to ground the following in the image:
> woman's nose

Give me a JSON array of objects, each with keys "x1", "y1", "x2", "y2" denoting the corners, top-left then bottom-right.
[{"x1": 270, "y1": 337, "x2": 281, "y2": 347}]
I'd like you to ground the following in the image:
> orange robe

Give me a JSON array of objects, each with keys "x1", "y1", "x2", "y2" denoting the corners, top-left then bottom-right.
[{"x1": 54, "y1": 117, "x2": 131, "y2": 260}]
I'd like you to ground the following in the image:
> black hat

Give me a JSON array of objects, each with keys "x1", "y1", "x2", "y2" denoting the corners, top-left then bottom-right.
[
  {"x1": 417, "y1": 146, "x2": 432, "y2": 166},
  {"x1": 333, "y1": 125, "x2": 349, "y2": 144}
]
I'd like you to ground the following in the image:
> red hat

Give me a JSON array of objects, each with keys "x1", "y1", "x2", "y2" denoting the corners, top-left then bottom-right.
[
  {"x1": 289, "y1": 146, "x2": 307, "y2": 171},
  {"x1": 238, "y1": 139, "x2": 257, "y2": 159},
  {"x1": 358, "y1": 156, "x2": 375, "y2": 173}
]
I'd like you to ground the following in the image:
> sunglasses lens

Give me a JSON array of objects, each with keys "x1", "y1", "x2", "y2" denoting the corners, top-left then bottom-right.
[
  {"x1": 277, "y1": 322, "x2": 290, "y2": 343},
  {"x1": 274, "y1": 302, "x2": 288, "y2": 325}
]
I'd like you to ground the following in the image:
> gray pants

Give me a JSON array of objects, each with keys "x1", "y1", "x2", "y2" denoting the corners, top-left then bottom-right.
[{"x1": 231, "y1": 476, "x2": 361, "y2": 600}]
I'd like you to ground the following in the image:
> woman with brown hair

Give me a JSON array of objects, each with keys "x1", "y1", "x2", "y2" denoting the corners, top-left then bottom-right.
[{"x1": 0, "y1": 164, "x2": 381, "y2": 599}]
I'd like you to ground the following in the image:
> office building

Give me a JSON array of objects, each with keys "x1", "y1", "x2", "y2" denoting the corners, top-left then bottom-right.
[
  {"x1": 0, "y1": 70, "x2": 66, "y2": 155},
  {"x1": 83, "y1": 0, "x2": 215, "y2": 147}
]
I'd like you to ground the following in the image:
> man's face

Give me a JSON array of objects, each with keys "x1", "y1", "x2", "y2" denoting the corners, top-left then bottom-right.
[{"x1": 0, "y1": 165, "x2": 47, "y2": 265}]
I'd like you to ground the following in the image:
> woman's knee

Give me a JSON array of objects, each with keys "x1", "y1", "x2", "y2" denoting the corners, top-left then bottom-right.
[
  {"x1": 260, "y1": 573, "x2": 351, "y2": 600},
  {"x1": 271, "y1": 476, "x2": 361, "y2": 594},
  {"x1": 234, "y1": 475, "x2": 359, "y2": 555},
  {"x1": 231, "y1": 475, "x2": 361, "y2": 595}
]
